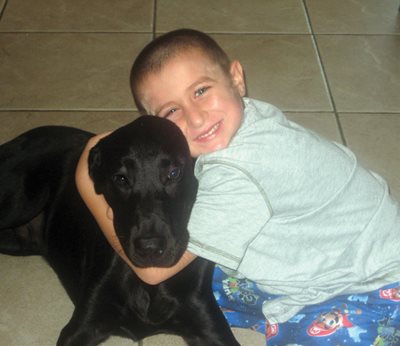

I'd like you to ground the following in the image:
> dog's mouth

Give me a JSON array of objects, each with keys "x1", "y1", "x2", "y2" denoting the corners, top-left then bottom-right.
[{"x1": 119, "y1": 233, "x2": 188, "y2": 268}]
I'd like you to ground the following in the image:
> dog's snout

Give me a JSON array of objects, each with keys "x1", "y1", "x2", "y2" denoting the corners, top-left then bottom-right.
[{"x1": 134, "y1": 237, "x2": 166, "y2": 257}]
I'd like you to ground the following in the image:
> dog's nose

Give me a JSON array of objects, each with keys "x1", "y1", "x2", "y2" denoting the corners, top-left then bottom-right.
[{"x1": 134, "y1": 237, "x2": 166, "y2": 257}]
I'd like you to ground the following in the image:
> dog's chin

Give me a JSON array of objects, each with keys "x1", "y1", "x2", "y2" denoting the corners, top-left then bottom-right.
[{"x1": 126, "y1": 246, "x2": 186, "y2": 268}]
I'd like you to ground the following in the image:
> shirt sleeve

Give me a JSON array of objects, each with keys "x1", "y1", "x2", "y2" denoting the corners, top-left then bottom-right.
[{"x1": 187, "y1": 160, "x2": 272, "y2": 270}]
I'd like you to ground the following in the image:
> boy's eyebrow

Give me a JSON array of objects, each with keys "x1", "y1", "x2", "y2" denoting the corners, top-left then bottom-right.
[
  {"x1": 153, "y1": 101, "x2": 174, "y2": 116},
  {"x1": 186, "y1": 76, "x2": 215, "y2": 92}
]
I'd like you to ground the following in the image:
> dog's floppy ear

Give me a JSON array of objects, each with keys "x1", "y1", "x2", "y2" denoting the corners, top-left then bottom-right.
[{"x1": 88, "y1": 145, "x2": 104, "y2": 195}]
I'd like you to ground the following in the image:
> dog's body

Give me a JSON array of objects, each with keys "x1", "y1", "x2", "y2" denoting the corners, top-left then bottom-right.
[{"x1": 0, "y1": 117, "x2": 238, "y2": 346}]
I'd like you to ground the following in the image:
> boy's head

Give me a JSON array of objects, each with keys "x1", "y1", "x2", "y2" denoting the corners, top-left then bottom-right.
[{"x1": 130, "y1": 29, "x2": 246, "y2": 157}]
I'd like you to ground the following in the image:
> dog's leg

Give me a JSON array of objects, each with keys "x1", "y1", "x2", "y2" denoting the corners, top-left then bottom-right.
[
  {"x1": 56, "y1": 258, "x2": 132, "y2": 346},
  {"x1": 0, "y1": 212, "x2": 46, "y2": 255},
  {"x1": 57, "y1": 319, "x2": 112, "y2": 346},
  {"x1": 180, "y1": 298, "x2": 240, "y2": 346},
  {"x1": 153, "y1": 260, "x2": 239, "y2": 346},
  {"x1": 57, "y1": 301, "x2": 120, "y2": 346},
  {"x1": 174, "y1": 261, "x2": 240, "y2": 346}
]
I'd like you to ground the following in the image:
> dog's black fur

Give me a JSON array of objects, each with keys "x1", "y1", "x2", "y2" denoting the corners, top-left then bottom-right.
[{"x1": 0, "y1": 116, "x2": 239, "y2": 346}]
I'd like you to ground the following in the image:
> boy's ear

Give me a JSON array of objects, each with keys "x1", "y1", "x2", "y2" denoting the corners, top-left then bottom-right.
[{"x1": 230, "y1": 60, "x2": 246, "y2": 97}]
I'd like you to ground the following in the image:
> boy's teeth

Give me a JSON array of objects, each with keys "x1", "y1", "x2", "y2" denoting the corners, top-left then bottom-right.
[{"x1": 198, "y1": 123, "x2": 219, "y2": 139}]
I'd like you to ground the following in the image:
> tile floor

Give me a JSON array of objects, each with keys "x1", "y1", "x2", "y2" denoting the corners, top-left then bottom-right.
[{"x1": 0, "y1": 1, "x2": 399, "y2": 345}]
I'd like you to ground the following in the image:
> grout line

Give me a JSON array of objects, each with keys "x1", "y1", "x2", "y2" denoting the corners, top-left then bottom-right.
[
  {"x1": 1, "y1": 109, "x2": 399, "y2": 115},
  {"x1": 152, "y1": 0, "x2": 157, "y2": 38},
  {"x1": 285, "y1": 110, "x2": 400, "y2": 115},
  {"x1": 301, "y1": 0, "x2": 347, "y2": 146},
  {"x1": 301, "y1": 32, "x2": 400, "y2": 36},
  {"x1": 153, "y1": 31, "x2": 311, "y2": 35},
  {"x1": 0, "y1": 31, "x2": 153, "y2": 34},
  {"x1": 0, "y1": 109, "x2": 137, "y2": 112},
  {"x1": 0, "y1": 0, "x2": 9, "y2": 20},
  {"x1": 0, "y1": 31, "x2": 397, "y2": 36}
]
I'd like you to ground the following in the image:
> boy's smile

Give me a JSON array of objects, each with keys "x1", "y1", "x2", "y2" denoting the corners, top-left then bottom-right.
[{"x1": 139, "y1": 49, "x2": 246, "y2": 157}]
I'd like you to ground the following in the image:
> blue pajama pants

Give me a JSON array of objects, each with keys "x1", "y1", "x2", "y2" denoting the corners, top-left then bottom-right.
[{"x1": 212, "y1": 266, "x2": 400, "y2": 346}]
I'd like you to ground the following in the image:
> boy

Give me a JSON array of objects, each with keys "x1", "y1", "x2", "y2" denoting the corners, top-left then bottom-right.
[{"x1": 76, "y1": 29, "x2": 400, "y2": 344}]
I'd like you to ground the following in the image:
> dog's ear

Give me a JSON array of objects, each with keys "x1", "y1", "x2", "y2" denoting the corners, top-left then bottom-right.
[{"x1": 88, "y1": 145, "x2": 104, "y2": 195}]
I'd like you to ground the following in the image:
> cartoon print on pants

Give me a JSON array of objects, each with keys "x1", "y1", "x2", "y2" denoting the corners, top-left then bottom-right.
[
  {"x1": 373, "y1": 307, "x2": 400, "y2": 346},
  {"x1": 380, "y1": 286, "x2": 400, "y2": 302},
  {"x1": 307, "y1": 304, "x2": 365, "y2": 340}
]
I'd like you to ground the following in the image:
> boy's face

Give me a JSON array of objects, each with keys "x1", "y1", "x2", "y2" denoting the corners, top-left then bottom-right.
[{"x1": 139, "y1": 49, "x2": 246, "y2": 157}]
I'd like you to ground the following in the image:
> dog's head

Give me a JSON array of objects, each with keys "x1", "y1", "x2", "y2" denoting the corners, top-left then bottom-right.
[{"x1": 88, "y1": 116, "x2": 197, "y2": 268}]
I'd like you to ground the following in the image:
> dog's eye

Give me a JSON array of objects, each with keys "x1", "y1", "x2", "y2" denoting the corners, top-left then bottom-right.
[
  {"x1": 167, "y1": 167, "x2": 181, "y2": 181},
  {"x1": 112, "y1": 174, "x2": 130, "y2": 187}
]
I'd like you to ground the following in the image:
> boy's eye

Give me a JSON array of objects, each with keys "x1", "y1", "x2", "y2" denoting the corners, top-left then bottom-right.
[
  {"x1": 195, "y1": 86, "x2": 209, "y2": 97},
  {"x1": 162, "y1": 108, "x2": 177, "y2": 118}
]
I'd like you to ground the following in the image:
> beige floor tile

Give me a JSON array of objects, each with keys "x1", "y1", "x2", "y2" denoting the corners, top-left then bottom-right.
[
  {"x1": 306, "y1": 0, "x2": 400, "y2": 34},
  {"x1": 0, "y1": 255, "x2": 138, "y2": 346},
  {"x1": 0, "y1": 0, "x2": 153, "y2": 32},
  {"x1": 212, "y1": 34, "x2": 331, "y2": 111},
  {"x1": 0, "y1": 256, "x2": 75, "y2": 346},
  {"x1": 141, "y1": 334, "x2": 187, "y2": 346},
  {"x1": 0, "y1": 111, "x2": 138, "y2": 143},
  {"x1": 340, "y1": 113, "x2": 400, "y2": 200},
  {"x1": 141, "y1": 327, "x2": 265, "y2": 346},
  {"x1": 230, "y1": 328, "x2": 266, "y2": 346},
  {"x1": 317, "y1": 35, "x2": 400, "y2": 112},
  {"x1": 157, "y1": 0, "x2": 309, "y2": 33},
  {"x1": 286, "y1": 112, "x2": 343, "y2": 143},
  {"x1": 0, "y1": 33, "x2": 150, "y2": 110}
]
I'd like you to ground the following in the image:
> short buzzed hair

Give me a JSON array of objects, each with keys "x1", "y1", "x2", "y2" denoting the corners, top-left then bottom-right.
[{"x1": 130, "y1": 29, "x2": 231, "y2": 113}]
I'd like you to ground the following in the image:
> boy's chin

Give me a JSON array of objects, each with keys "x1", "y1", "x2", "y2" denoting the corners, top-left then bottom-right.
[{"x1": 193, "y1": 142, "x2": 229, "y2": 157}]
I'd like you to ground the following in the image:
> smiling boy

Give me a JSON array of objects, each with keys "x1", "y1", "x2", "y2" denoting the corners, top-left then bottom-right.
[
  {"x1": 76, "y1": 29, "x2": 400, "y2": 343},
  {"x1": 134, "y1": 50, "x2": 245, "y2": 157}
]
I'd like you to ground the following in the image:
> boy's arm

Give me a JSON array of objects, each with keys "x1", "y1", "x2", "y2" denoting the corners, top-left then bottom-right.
[{"x1": 75, "y1": 133, "x2": 196, "y2": 285}]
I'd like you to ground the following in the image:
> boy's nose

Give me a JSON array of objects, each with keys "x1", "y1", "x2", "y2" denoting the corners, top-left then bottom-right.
[{"x1": 186, "y1": 107, "x2": 206, "y2": 128}]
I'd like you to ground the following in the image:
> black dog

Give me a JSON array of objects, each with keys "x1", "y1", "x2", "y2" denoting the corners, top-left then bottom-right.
[{"x1": 0, "y1": 116, "x2": 239, "y2": 346}]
